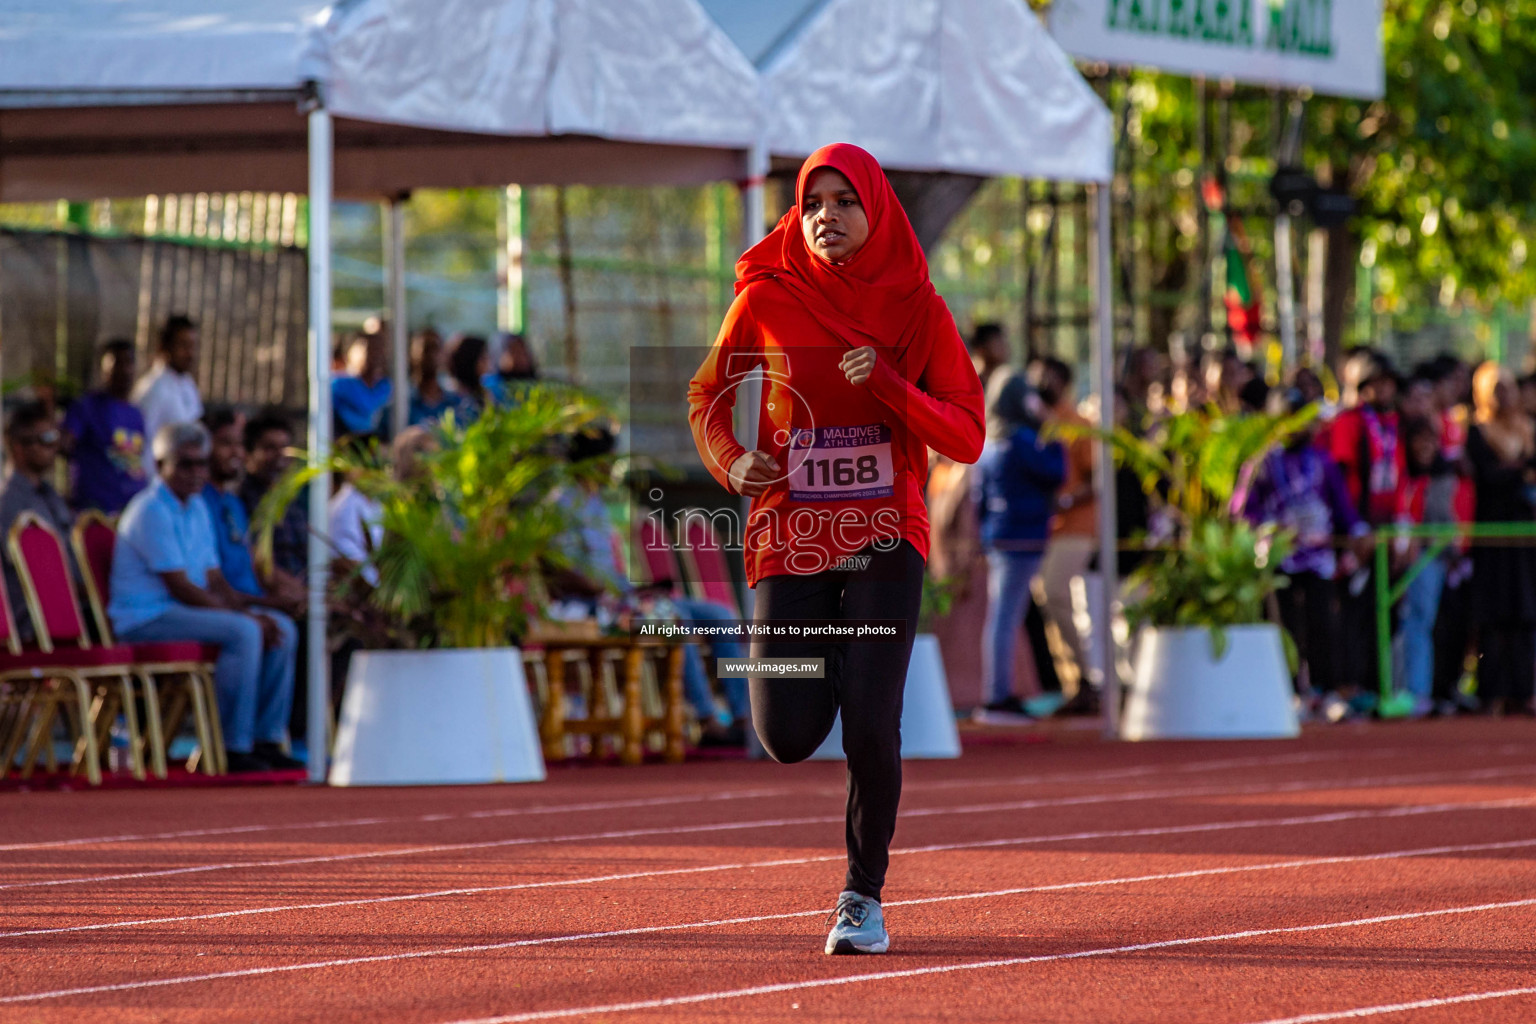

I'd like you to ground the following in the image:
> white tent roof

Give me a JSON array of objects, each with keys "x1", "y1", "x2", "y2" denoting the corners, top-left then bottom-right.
[
  {"x1": 0, "y1": 0, "x2": 761, "y2": 201},
  {"x1": 700, "y1": 0, "x2": 1112, "y2": 183}
]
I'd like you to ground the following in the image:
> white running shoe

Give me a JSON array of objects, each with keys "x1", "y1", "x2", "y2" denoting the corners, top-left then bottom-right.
[{"x1": 825, "y1": 890, "x2": 890, "y2": 954}]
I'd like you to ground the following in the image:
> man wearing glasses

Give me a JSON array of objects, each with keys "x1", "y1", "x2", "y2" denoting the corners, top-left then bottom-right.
[
  {"x1": 110, "y1": 422, "x2": 298, "y2": 774},
  {"x1": 0, "y1": 401, "x2": 77, "y2": 643}
]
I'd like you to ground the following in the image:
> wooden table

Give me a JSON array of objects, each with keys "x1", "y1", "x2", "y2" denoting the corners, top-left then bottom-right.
[{"x1": 527, "y1": 636, "x2": 688, "y2": 765}]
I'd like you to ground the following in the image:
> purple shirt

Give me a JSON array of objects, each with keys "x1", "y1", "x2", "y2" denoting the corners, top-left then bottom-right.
[
  {"x1": 1242, "y1": 445, "x2": 1362, "y2": 578},
  {"x1": 63, "y1": 391, "x2": 149, "y2": 513}
]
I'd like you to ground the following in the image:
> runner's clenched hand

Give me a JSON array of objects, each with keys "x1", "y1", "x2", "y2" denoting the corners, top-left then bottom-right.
[
  {"x1": 729, "y1": 450, "x2": 782, "y2": 497},
  {"x1": 841, "y1": 346, "x2": 877, "y2": 387}
]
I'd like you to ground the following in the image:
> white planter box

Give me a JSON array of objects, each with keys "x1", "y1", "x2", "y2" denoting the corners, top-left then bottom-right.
[
  {"x1": 807, "y1": 634, "x2": 962, "y2": 760},
  {"x1": 1121, "y1": 624, "x2": 1299, "y2": 741},
  {"x1": 329, "y1": 647, "x2": 546, "y2": 786}
]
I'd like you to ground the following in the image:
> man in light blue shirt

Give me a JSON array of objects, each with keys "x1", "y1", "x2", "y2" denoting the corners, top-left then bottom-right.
[{"x1": 111, "y1": 422, "x2": 300, "y2": 774}]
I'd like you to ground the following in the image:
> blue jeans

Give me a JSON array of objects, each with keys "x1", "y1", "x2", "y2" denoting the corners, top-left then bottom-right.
[
  {"x1": 121, "y1": 606, "x2": 298, "y2": 752},
  {"x1": 983, "y1": 549, "x2": 1043, "y2": 705},
  {"x1": 673, "y1": 597, "x2": 749, "y2": 723},
  {"x1": 1393, "y1": 555, "x2": 1447, "y2": 707}
]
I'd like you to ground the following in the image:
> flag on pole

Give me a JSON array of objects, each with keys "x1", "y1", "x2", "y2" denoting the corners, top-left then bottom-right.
[
  {"x1": 1204, "y1": 175, "x2": 1263, "y2": 355},
  {"x1": 1223, "y1": 222, "x2": 1262, "y2": 352}
]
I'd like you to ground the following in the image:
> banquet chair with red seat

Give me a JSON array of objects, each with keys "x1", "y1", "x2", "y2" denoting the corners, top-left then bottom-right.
[
  {"x1": 676, "y1": 511, "x2": 744, "y2": 619},
  {"x1": 4, "y1": 512, "x2": 148, "y2": 783}
]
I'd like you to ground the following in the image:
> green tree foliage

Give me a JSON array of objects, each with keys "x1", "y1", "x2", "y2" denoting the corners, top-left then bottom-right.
[{"x1": 1306, "y1": 0, "x2": 1536, "y2": 313}]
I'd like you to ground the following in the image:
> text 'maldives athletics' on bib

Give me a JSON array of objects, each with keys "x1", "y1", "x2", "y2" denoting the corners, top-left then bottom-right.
[{"x1": 787, "y1": 424, "x2": 895, "y2": 502}]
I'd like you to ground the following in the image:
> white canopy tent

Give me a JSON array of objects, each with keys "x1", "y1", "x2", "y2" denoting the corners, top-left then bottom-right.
[
  {"x1": 0, "y1": 0, "x2": 761, "y2": 779},
  {"x1": 701, "y1": 0, "x2": 1122, "y2": 728}
]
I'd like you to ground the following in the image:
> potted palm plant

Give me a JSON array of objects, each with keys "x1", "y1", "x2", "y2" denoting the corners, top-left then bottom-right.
[
  {"x1": 1057, "y1": 404, "x2": 1315, "y2": 740},
  {"x1": 254, "y1": 384, "x2": 617, "y2": 784}
]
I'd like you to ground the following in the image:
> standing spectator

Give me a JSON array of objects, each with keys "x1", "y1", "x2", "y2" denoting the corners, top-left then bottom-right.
[
  {"x1": 1429, "y1": 355, "x2": 1476, "y2": 713},
  {"x1": 1120, "y1": 346, "x2": 1167, "y2": 432},
  {"x1": 239, "y1": 412, "x2": 308, "y2": 580},
  {"x1": 484, "y1": 332, "x2": 539, "y2": 407},
  {"x1": 1395, "y1": 416, "x2": 1458, "y2": 717},
  {"x1": 408, "y1": 329, "x2": 471, "y2": 428},
  {"x1": 110, "y1": 423, "x2": 300, "y2": 773},
  {"x1": 1466, "y1": 362, "x2": 1536, "y2": 715},
  {"x1": 968, "y1": 323, "x2": 1011, "y2": 396},
  {"x1": 1031, "y1": 356, "x2": 1100, "y2": 713},
  {"x1": 0, "y1": 402, "x2": 78, "y2": 642},
  {"x1": 332, "y1": 330, "x2": 393, "y2": 445},
  {"x1": 1241, "y1": 389, "x2": 1365, "y2": 704},
  {"x1": 1237, "y1": 377, "x2": 1271, "y2": 415},
  {"x1": 62, "y1": 338, "x2": 149, "y2": 514},
  {"x1": 1400, "y1": 368, "x2": 1438, "y2": 425},
  {"x1": 1292, "y1": 365, "x2": 1327, "y2": 409},
  {"x1": 1206, "y1": 348, "x2": 1255, "y2": 415},
  {"x1": 973, "y1": 373, "x2": 1064, "y2": 723},
  {"x1": 132, "y1": 315, "x2": 203, "y2": 479},
  {"x1": 1325, "y1": 349, "x2": 1404, "y2": 694},
  {"x1": 446, "y1": 335, "x2": 492, "y2": 417},
  {"x1": 1520, "y1": 372, "x2": 1536, "y2": 423}
]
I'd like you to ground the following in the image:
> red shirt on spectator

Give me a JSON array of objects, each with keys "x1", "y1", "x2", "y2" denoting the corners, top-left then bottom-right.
[{"x1": 1326, "y1": 404, "x2": 1407, "y2": 526}]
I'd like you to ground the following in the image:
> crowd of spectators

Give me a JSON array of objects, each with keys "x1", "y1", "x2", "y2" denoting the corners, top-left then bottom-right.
[{"x1": 951, "y1": 323, "x2": 1536, "y2": 725}]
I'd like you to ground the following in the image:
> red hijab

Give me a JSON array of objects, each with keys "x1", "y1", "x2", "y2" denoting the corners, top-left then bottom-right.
[{"x1": 736, "y1": 143, "x2": 942, "y2": 369}]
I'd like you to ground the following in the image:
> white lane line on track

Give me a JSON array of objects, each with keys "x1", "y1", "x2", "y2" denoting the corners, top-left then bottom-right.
[
  {"x1": 0, "y1": 791, "x2": 793, "y2": 853},
  {"x1": 0, "y1": 745, "x2": 1468, "y2": 853},
  {"x1": 1243, "y1": 986, "x2": 1536, "y2": 1023},
  {"x1": 3, "y1": 797, "x2": 1531, "y2": 941},
  {"x1": 6, "y1": 841, "x2": 1534, "y2": 1008},
  {"x1": 4, "y1": 765, "x2": 1532, "y2": 893},
  {"x1": 439, "y1": 897, "x2": 1536, "y2": 1024}
]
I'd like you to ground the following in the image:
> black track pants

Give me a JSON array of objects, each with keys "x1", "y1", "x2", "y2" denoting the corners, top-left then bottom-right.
[{"x1": 748, "y1": 540, "x2": 925, "y2": 902}]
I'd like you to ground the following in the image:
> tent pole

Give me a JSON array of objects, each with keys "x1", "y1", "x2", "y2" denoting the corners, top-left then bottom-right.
[
  {"x1": 1093, "y1": 182, "x2": 1120, "y2": 740},
  {"x1": 306, "y1": 99, "x2": 334, "y2": 784},
  {"x1": 387, "y1": 195, "x2": 409, "y2": 436},
  {"x1": 739, "y1": 141, "x2": 768, "y2": 621}
]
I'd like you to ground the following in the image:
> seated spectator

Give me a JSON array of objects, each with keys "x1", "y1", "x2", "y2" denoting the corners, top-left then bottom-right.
[
  {"x1": 239, "y1": 412, "x2": 308, "y2": 579},
  {"x1": 408, "y1": 329, "x2": 471, "y2": 428},
  {"x1": 484, "y1": 332, "x2": 539, "y2": 407},
  {"x1": 329, "y1": 478, "x2": 383, "y2": 587},
  {"x1": 549, "y1": 427, "x2": 750, "y2": 745},
  {"x1": 63, "y1": 338, "x2": 149, "y2": 514},
  {"x1": 328, "y1": 427, "x2": 436, "y2": 587},
  {"x1": 332, "y1": 330, "x2": 393, "y2": 444},
  {"x1": 110, "y1": 422, "x2": 301, "y2": 774},
  {"x1": 0, "y1": 402, "x2": 77, "y2": 642},
  {"x1": 202, "y1": 408, "x2": 305, "y2": 616},
  {"x1": 446, "y1": 334, "x2": 492, "y2": 417},
  {"x1": 132, "y1": 315, "x2": 203, "y2": 479}
]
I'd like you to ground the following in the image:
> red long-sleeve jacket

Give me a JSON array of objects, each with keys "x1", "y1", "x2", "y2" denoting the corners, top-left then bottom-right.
[{"x1": 688, "y1": 279, "x2": 984, "y2": 586}]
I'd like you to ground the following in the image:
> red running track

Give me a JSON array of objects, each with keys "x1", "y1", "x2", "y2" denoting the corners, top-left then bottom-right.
[{"x1": 2, "y1": 718, "x2": 1534, "y2": 1023}]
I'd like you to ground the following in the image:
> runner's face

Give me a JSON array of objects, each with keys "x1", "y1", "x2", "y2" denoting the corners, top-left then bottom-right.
[{"x1": 801, "y1": 168, "x2": 869, "y2": 263}]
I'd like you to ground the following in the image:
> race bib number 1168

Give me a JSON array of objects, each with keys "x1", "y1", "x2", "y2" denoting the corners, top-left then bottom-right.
[{"x1": 787, "y1": 424, "x2": 895, "y2": 502}]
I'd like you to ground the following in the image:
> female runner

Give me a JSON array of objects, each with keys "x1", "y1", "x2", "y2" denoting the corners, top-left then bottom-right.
[{"x1": 688, "y1": 143, "x2": 985, "y2": 954}]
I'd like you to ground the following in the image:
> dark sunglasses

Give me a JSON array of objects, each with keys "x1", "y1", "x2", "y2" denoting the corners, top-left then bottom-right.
[
  {"x1": 174, "y1": 456, "x2": 211, "y2": 471},
  {"x1": 18, "y1": 430, "x2": 61, "y2": 447}
]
